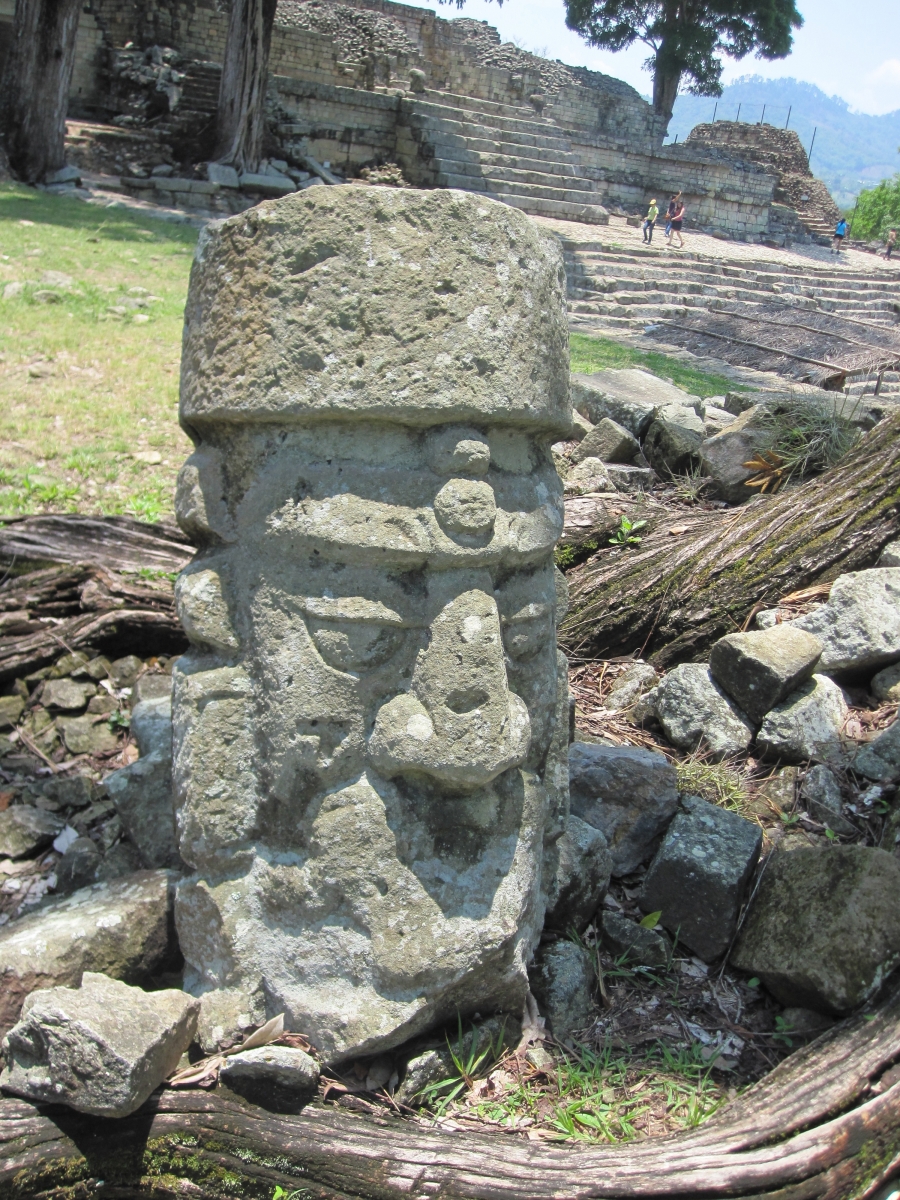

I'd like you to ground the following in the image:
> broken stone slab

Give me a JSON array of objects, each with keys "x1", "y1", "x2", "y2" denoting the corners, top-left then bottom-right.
[
  {"x1": 55, "y1": 836, "x2": 102, "y2": 893},
  {"x1": 206, "y1": 162, "x2": 240, "y2": 188},
  {"x1": 872, "y1": 663, "x2": 900, "y2": 702},
  {"x1": 529, "y1": 940, "x2": 595, "y2": 1043},
  {"x1": 732, "y1": 846, "x2": 900, "y2": 1014},
  {"x1": 565, "y1": 457, "x2": 613, "y2": 491},
  {"x1": 878, "y1": 540, "x2": 900, "y2": 568},
  {"x1": 789, "y1": 570, "x2": 900, "y2": 675},
  {"x1": 800, "y1": 764, "x2": 855, "y2": 836},
  {"x1": 219, "y1": 1045, "x2": 320, "y2": 1104},
  {"x1": 604, "y1": 464, "x2": 658, "y2": 492},
  {"x1": 568, "y1": 741, "x2": 678, "y2": 876},
  {"x1": 599, "y1": 910, "x2": 671, "y2": 968},
  {"x1": 45, "y1": 165, "x2": 81, "y2": 186},
  {"x1": 238, "y1": 172, "x2": 295, "y2": 194},
  {"x1": 0, "y1": 806, "x2": 64, "y2": 859},
  {"x1": 174, "y1": 187, "x2": 572, "y2": 1065},
  {"x1": 643, "y1": 405, "x2": 706, "y2": 476},
  {"x1": 604, "y1": 662, "x2": 659, "y2": 713},
  {"x1": 698, "y1": 406, "x2": 775, "y2": 504},
  {"x1": 702, "y1": 405, "x2": 736, "y2": 436},
  {"x1": 42, "y1": 678, "x2": 97, "y2": 711},
  {"x1": 544, "y1": 814, "x2": 612, "y2": 933},
  {"x1": 56, "y1": 714, "x2": 119, "y2": 756},
  {"x1": 0, "y1": 870, "x2": 177, "y2": 1038},
  {"x1": 655, "y1": 664, "x2": 755, "y2": 758},
  {"x1": 570, "y1": 369, "x2": 694, "y2": 437},
  {"x1": 854, "y1": 720, "x2": 900, "y2": 783},
  {"x1": 639, "y1": 796, "x2": 762, "y2": 962},
  {"x1": 708, "y1": 625, "x2": 823, "y2": 724},
  {"x1": 756, "y1": 675, "x2": 848, "y2": 763},
  {"x1": 571, "y1": 417, "x2": 640, "y2": 465},
  {"x1": 1, "y1": 971, "x2": 199, "y2": 1117}
]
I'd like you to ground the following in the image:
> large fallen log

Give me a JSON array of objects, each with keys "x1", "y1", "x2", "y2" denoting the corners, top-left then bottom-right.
[
  {"x1": 0, "y1": 514, "x2": 194, "y2": 575},
  {"x1": 0, "y1": 564, "x2": 186, "y2": 683},
  {"x1": 1, "y1": 989, "x2": 899, "y2": 1198},
  {"x1": 561, "y1": 409, "x2": 900, "y2": 666}
]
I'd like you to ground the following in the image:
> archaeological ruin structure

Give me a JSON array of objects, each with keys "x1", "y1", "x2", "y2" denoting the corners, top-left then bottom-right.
[{"x1": 171, "y1": 185, "x2": 573, "y2": 1062}]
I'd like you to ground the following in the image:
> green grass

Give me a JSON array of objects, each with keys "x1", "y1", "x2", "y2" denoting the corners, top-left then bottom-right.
[
  {"x1": 0, "y1": 182, "x2": 196, "y2": 520},
  {"x1": 570, "y1": 332, "x2": 750, "y2": 400}
]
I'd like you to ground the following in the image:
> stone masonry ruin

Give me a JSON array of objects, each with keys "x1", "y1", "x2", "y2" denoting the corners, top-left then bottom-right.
[
  {"x1": 172, "y1": 186, "x2": 573, "y2": 1062},
  {"x1": 0, "y1": 0, "x2": 840, "y2": 242}
]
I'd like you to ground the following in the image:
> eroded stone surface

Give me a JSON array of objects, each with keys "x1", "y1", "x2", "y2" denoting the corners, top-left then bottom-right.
[
  {"x1": 791, "y1": 570, "x2": 900, "y2": 674},
  {"x1": 655, "y1": 664, "x2": 755, "y2": 758},
  {"x1": 757, "y1": 675, "x2": 848, "y2": 763},
  {"x1": 173, "y1": 188, "x2": 572, "y2": 1065},
  {"x1": 708, "y1": 626, "x2": 822, "y2": 724}
]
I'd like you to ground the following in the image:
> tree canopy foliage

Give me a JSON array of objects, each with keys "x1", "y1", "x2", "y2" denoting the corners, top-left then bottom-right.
[
  {"x1": 562, "y1": 0, "x2": 802, "y2": 120},
  {"x1": 850, "y1": 174, "x2": 900, "y2": 241}
]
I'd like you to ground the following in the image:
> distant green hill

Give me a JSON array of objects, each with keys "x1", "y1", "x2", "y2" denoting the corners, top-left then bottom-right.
[{"x1": 666, "y1": 76, "x2": 900, "y2": 208}]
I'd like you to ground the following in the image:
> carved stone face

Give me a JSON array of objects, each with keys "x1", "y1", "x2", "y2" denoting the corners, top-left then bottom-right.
[{"x1": 172, "y1": 188, "x2": 571, "y2": 1063}]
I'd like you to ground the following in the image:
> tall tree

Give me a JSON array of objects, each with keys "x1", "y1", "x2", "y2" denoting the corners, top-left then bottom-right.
[
  {"x1": 2, "y1": 0, "x2": 82, "y2": 183},
  {"x1": 214, "y1": 0, "x2": 279, "y2": 173},
  {"x1": 563, "y1": 0, "x2": 802, "y2": 122}
]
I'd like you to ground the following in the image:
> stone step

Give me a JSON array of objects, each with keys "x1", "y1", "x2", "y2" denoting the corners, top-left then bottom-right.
[
  {"x1": 411, "y1": 95, "x2": 563, "y2": 137},
  {"x1": 436, "y1": 157, "x2": 591, "y2": 191},
  {"x1": 414, "y1": 117, "x2": 574, "y2": 156},
  {"x1": 425, "y1": 140, "x2": 582, "y2": 178},
  {"x1": 563, "y1": 244, "x2": 900, "y2": 283},
  {"x1": 568, "y1": 267, "x2": 900, "y2": 305},
  {"x1": 483, "y1": 190, "x2": 609, "y2": 224},
  {"x1": 436, "y1": 164, "x2": 600, "y2": 196}
]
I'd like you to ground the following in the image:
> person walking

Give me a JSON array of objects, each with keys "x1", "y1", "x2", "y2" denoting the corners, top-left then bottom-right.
[
  {"x1": 831, "y1": 216, "x2": 848, "y2": 254},
  {"x1": 665, "y1": 193, "x2": 680, "y2": 239},
  {"x1": 883, "y1": 229, "x2": 897, "y2": 260},
  {"x1": 642, "y1": 197, "x2": 659, "y2": 243},
  {"x1": 667, "y1": 198, "x2": 686, "y2": 248}
]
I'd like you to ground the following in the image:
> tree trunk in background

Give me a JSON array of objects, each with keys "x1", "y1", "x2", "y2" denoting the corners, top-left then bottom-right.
[
  {"x1": 214, "y1": 0, "x2": 278, "y2": 173},
  {"x1": 1, "y1": 992, "x2": 899, "y2": 1197},
  {"x1": 561, "y1": 410, "x2": 900, "y2": 667},
  {"x1": 651, "y1": 52, "x2": 680, "y2": 121},
  {"x1": 2, "y1": 0, "x2": 82, "y2": 182}
]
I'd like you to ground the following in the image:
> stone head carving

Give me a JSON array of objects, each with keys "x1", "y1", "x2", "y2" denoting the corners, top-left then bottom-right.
[{"x1": 173, "y1": 187, "x2": 572, "y2": 1062}]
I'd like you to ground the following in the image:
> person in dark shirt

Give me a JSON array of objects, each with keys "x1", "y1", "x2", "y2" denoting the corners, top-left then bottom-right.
[
  {"x1": 665, "y1": 193, "x2": 680, "y2": 238},
  {"x1": 667, "y1": 199, "x2": 686, "y2": 248}
]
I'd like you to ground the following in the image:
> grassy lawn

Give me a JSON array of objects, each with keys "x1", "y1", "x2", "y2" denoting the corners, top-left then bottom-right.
[
  {"x1": 0, "y1": 185, "x2": 748, "y2": 524},
  {"x1": 570, "y1": 332, "x2": 750, "y2": 400},
  {"x1": 0, "y1": 183, "x2": 196, "y2": 523}
]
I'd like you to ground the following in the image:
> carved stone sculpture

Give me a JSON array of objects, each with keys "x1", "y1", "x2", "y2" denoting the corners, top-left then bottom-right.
[{"x1": 173, "y1": 187, "x2": 572, "y2": 1063}]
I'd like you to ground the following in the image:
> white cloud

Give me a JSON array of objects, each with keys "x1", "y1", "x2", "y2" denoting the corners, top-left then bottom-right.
[{"x1": 846, "y1": 59, "x2": 900, "y2": 116}]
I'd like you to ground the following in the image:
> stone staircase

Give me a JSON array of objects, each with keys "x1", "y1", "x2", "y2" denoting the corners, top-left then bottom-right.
[
  {"x1": 401, "y1": 91, "x2": 610, "y2": 225},
  {"x1": 565, "y1": 241, "x2": 900, "y2": 333}
]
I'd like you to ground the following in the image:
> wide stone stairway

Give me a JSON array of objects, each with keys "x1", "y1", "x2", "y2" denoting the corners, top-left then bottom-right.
[
  {"x1": 403, "y1": 91, "x2": 611, "y2": 225},
  {"x1": 565, "y1": 240, "x2": 900, "y2": 336}
]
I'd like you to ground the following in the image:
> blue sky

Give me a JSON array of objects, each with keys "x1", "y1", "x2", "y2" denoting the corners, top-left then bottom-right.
[{"x1": 408, "y1": 0, "x2": 900, "y2": 115}]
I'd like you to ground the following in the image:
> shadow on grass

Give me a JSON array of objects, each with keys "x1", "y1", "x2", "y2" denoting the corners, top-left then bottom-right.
[{"x1": 0, "y1": 182, "x2": 197, "y2": 247}]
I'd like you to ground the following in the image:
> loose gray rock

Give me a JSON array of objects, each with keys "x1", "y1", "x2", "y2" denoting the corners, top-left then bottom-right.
[
  {"x1": 639, "y1": 796, "x2": 762, "y2": 962},
  {"x1": 698, "y1": 406, "x2": 775, "y2": 504},
  {"x1": 871, "y1": 662, "x2": 900, "y2": 702},
  {"x1": 643, "y1": 404, "x2": 706, "y2": 476},
  {"x1": 569, "y1": 741, "x2": 678, "y2": 876},
  {"x1": 702, "y1": 405, "x2": 736, "y2": 436},
  {"x1": 56, "y1": 715, "x2": 119, "y2": 757},
  {"x1": 571, "y1": 369, "x2": 693, "y2": 437},
  {"x1": 732, "y1": 846, "x2": 900, "y2": 1014},
  {"x1": 108, "y1": 656, "x2": 144, "y2": 688},
  {"x1": 55, "y1": 836, "x2": 102, "y2": 894},
  {"x1": 655, "y1": 664, "x2": 755, "y2": 757},
  {"x1": 599, "y1": 910, "x2": 671, "y2": 968},
  {"x1": 854, "y1": 720, "x2": 900, "y2": 783},
  {"x1": 219, "y1": 1045, "x2": 320, "y2": 1098},
  {"x1": 571, "y1": 417, "x2": 640, "y2": 465},
  {"x1": 529, "y1": 941, "x2": 595, "y2": 1043},
  {"x1": 800, "y1": 765, "x2": 855, "y2": 835},
  {"x1": 566, "y1": 457, "x2": 613, "y2": 491},
  {"x1": 791, "y1": 570, "x2": 900, "y2": 674},
  {"x1": 0, "y1": 695, "x2": 24, "y2": 727},
  {"x1": 0, "y1": 870, "x2": 177, "y2": 1038},
  {"x1": 604, "y1": 662, "x2": 659, "y2": 713},
  {"x1": 778, "y1": 1007, "x2": 836, "y2": 1038},
  {"x1": 133, "y1": 674, "x2": 173, "y2": 704},
  {"x1": 0, "y1": 972, "x2": 199, "y2": 1117},
  {"x1": 131, "y1": 697, "x2": 173, "y2": 758},
  {"x1": 604, "y1": 464, "x2": 658, "y2": 492},
  {"x1": 395, "y1": 1048, "x2": 451, "y2": 1107},
  {"x1": 42, "y1": 679, "x2": 96, "y2": 711},
  {"x1": 756, "y1": 675, "x2": 848, "y2": 763},
  {"x1": 544, "y1": 815, "x2": 612, "y2": 933},
  {"x1": 0, "y1": 806, "x2": 64, "y2": 859},
  {"x1": 878, "y1": 540, "x2": 900, "y2": 568},
  {"x1": 708, "y1": 625, "x2": 823, "y2": 723}
]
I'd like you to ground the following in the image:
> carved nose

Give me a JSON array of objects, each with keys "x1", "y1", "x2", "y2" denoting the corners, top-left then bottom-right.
[{"x1": 367, "y1": 589, "x2": 531, "y2": 788}]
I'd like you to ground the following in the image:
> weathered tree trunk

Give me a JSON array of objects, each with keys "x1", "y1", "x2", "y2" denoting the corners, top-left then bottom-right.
[
  {"x1": 561, "y1": 410, "x2": 900, "y2": 666},
  {"x1": 651, "y1": 51, "x2": 680, "y2": 122},
  {"x1": 2, "y1": 0, "x2": 82, "y2": 182},
  {"x1": 213, "y1": 0, "x2": 278, "y2": 172},
  {"x1": 0, "y1": 514, "x2": 194, "y2": 575},
  {"x1": 2, "y1": 991, "x2": 899, "y2": 1198}
]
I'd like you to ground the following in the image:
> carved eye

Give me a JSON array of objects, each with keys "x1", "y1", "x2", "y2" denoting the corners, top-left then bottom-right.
[
  {"x1": 308, "y1": 618, "x2": 402, "y2": 671},
  {"x1": 502, "y1": 613, "x2": 553, "y2": 661}
]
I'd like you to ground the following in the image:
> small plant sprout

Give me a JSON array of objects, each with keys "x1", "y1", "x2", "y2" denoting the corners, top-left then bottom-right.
[
  {"x1": 772, "y1": 1016, "x2": 795, "y2": 1048},
  {"x1": 609, "y1": 516, "x2": 647, "y2": 547},
  {"x1": 639, "y1": 910, "x2": 663, "y2": 930}
]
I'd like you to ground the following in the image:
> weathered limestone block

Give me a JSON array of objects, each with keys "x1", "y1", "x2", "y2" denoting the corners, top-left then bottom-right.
[{"x1": 173, "y1": 188, "x2": 572, "y2": 1065}]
